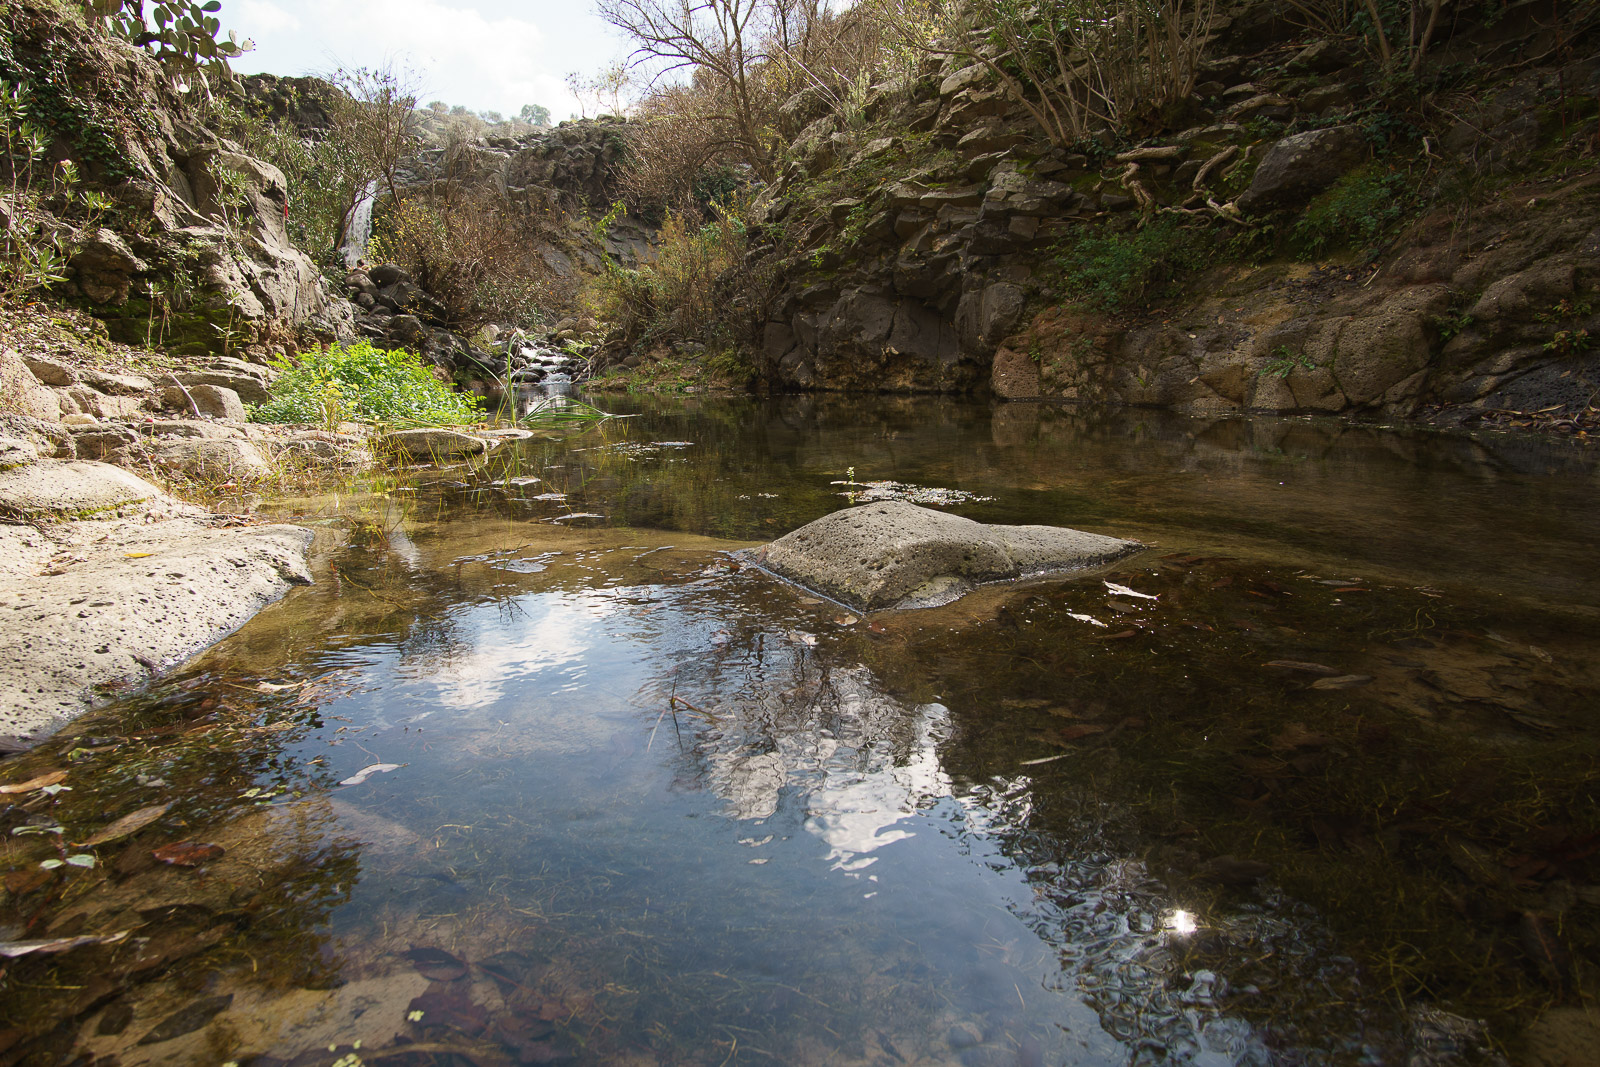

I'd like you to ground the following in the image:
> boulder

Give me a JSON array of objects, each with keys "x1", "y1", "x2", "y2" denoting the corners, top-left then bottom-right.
[
  {"x1": 0, "y1": 434, "x2": 38, "y2": 470},
  {"x1": 0, "y1": 460, "x2": 163, "y2": 520},
  {"x1": 1238, "y1": 126, "x2": 1367, "y2": 214},
  {"x1": 70, "y1": 423, "x2": 144, "y2": 463},
  {"x1": 1, "y1": 347, "x2": 65, "y2": 421},
  {"x1": 152, "y1": 439, "x2": 273, "y2": 480},
  {"x1": 179, "y1": 383, "x2": 248, "y2": 421},
  {"x1": 991, "y1": 346, "x2": 1044, "y2": 400},
  {"x1": 752, "y1": 500, "x2": 1141, "y2": 611},
  {"x1": 71, "y1": 228, "x2": 148, "y2": 305},
  {"x1": 140, "y1": 419, "x2": 241, "y2": 440},
  {"x1": 67, "y1": 386, "x2": 147, "y2": 420},
  {"x1": 82, "y1": 368, "x2": 154, "y2": 395},
  {"x1": 0, "y1": 517, "x2": 313, "y2": 741},
  {"x1": 21, "y1": 354, "x2": 76, "y2": 387},
  {"x1": 378, "y1": 428, "x2": 489, "y2": 460},
  {"x1": 173, "y1": 368, "x2": 271, "y2": 405}
]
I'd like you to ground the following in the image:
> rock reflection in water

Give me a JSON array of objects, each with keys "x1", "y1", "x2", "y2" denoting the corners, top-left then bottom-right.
[{"x1": 3, "y1": 398, "x2": 1596, "y2": 1066}]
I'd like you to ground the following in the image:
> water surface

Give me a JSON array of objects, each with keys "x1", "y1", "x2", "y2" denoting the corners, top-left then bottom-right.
[{"x1": 2, "y1": 399, "x2": 1596, "y2": 1066}]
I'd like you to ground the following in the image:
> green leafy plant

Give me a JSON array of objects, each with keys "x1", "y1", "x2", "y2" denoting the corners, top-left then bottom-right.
[
  {"x1": 1, "y1": 82, "x2": 113, "y2": 299},
  {"x1": 251, "y1": 341, "x2": 485, "y2": 428},
  {"x1": 1432, "y1": 309, "x2": 1474, "y2": 344},
  {"x1": 79, "y1": 0, "x2": 254, "y2": 97},
  {"x1": 1055, "y1": 217, "x2": 1214, "y2": 310},
  {"x1": 1292, "y1": 164, "x2": 1412, "y2": 259},
  {"x1": 1260, "y1": 345, "x2": 1316, "y2": 378},
  {"x1": 1544, "y1": 329, "x2": 1591, "y2": 358}
]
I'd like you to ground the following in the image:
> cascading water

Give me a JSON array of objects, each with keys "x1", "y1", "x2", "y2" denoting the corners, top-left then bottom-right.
[
  {"x1": 340, "y1": 181, "x2": 379, "y2": 268},
  {"x1": 506, "y1": 336, "x2": 584, "y2": 420}
]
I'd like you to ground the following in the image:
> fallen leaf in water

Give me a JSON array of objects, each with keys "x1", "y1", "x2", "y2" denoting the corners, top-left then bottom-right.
[
  {"x1": 1310, "y1": 674, "x2": 1373, "y2": 690},
  {"x1": 1528, "y1": 646, "x2": 1553, "y2": 664},
  {"x1": 152, "y1": 841, "x2": 225, "y2": 866},
  {"x1": 479, "y1": 950, "x2": 536, "y2": 994},
  {"x1": 1106, "y1": 599, "x2": 1140, "y2": 612},
  {"x1": 404, "y1": 945, "x2": 469, "y2": 981},
  {"x1": 1102, "y1": 629, "x2": 1138, "y2": 640},
  {"x1": 0, "y1": 932, "x2": 128, "y2": 957},
  {"x1": 339, "y1": 763, "x2": 403, "y2": 786},
  {"x1": 254, "y1": 681, "x2": 303, "y2": 693},
  {"x1": 1511, "y1": 713, "x2": 1561, "y2": 732},
  {"x1": 1104, "y1": 581, "x2": 1157, "y2": 600},
  {"x1": 1067, "y1": 612, "x2": 1107, "y2": 627},
  {"x1": 1271, "y1": 723, "x2": 1333, "y2": 751},
  {"x1": 136, "y1": 994, "x2": 233, "y2": 1045},
  {"x1": 1264, "y1": 660, "x2": 1342, "y2": 675},
  {"x1": 407, "y1": 991, "x2": 489, "y2": 1038},
  {"x1": 1333, "y1": 587, "x2": 1367, "y2": 593},
  {"x1": 1210, "y1": 576, "x2": 1233, "y2": 589},
  {"x1": 1521, "y1": 911, "x2": 1571, "y2": 988},
  {"x1": 0, "y1": 770, "x2": 67, "y2": 794},
  {"x1": 2, "y1": 867, "x2": 51, "y2": 895},
  {"x1": 82, "y1": 803, "x2": 172, "y2": 847},
  {"x1": 1058, "y1": 724, "x2": 1110, "y2": 742},
  {"x1": 1193, "y1": 855, "x2": 1272, "y2": 887}
]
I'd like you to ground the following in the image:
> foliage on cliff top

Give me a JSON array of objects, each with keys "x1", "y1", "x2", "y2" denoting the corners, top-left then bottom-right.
[{"x1": 77, "y1": 0, "x2": 253, "y2": 97}]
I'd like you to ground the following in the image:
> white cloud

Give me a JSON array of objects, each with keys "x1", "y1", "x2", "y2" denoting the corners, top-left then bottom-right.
[
  {"x1": 229, "y1": 0, "x2": 624, "y2": 118},
  {"x1": 235, "y1": 0, "x2": 301, "y2": 34}
]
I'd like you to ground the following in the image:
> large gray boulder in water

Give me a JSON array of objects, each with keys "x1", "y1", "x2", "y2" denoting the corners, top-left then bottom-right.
[{"x1": 752, "y1": 500, "x2": 1140, "y2": 611}]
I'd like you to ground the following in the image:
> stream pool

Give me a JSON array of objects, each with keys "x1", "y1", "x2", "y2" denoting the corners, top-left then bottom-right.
[{"x1": 2, "y1": 397, "x2": 1598, "y2": 1066}]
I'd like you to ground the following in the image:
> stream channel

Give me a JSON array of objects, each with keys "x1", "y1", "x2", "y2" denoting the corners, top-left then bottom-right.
[{"x1": 2, "y1": 396, "x2": 1598, "y2": 1066}]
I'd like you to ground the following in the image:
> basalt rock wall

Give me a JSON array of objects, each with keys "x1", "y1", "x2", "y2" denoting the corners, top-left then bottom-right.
[
  {"x1": 745, "y1": 0, "x2": 1600, "y2": 422},
  {"x1": 0, "y1": 2, "x2": 353, "y2": 360}
]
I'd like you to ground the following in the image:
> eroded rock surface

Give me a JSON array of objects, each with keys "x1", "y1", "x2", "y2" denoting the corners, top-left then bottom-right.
[
  {"x1": 753, "y1": 500, "x2": 1139, "y2": 611},
  {"x1": 0, "y1": 456, "x2": 313, "y2": 745}
]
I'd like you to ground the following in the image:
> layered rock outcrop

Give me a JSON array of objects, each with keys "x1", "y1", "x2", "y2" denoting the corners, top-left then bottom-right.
[
  {"x1": 1, "y1": 1, "x2": 353, "y2": 357},
  {"x1": 742, "y1": 0, "x2": 1600, "y2": 422}
]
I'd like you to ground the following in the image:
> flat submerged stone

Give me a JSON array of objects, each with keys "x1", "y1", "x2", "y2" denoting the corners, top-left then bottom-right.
[{"x1": 753, "y1": 500, "x2": 1140, "y2": 611}]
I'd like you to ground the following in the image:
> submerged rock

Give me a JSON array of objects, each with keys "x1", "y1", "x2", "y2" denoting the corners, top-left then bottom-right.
[
  {"x1": 752, "y1": 500, "x2": 1140, "y2": 611},
  {"x1": 378, "y1": 428, "x2": 489, "y2": 461}
]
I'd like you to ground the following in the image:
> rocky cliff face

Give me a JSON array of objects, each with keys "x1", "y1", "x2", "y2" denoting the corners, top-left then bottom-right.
[
  {"x1": 1, "y1": 2, "x2": 352, "y2": 360},
  {"x1": 745, "y1": 0, "x2": 1600, "y2": 423},
  {"x1": 333, "y1": 117, "x2": 646, "y2": 391}
]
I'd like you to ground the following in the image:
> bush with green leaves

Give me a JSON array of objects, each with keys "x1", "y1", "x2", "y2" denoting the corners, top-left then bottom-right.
[
  {"x1": 1292, "y1": 164, "x2": 1412, "y2": 260},
  {"x1": 250, "y1": 341, "x2": 484, "y2": 427},
  {"x1": 1055, "y1": 217, "x2": 1214, "y2": 310}
]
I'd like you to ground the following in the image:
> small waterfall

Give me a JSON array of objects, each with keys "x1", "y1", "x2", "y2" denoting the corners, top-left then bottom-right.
[
  {"x1": 341, "y1": 181, "x2": 379, "y2": 268},
  {"x1": 506, "y1": 339, "x2": 583, "y2": 420}
]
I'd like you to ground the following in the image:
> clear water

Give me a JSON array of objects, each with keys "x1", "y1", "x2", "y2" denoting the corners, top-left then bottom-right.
[{"x1": 2, "y1": 398, "x2": 1597, "y2": 1066}]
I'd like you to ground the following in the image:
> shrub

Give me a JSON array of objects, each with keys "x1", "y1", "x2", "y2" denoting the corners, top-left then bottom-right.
[
  {"x1": 250, "y1": 340, "x2": 484, "y2": 427},
  {"x1": 366, "y1": 187, "x2": 558, "y2": 329},
  {"x1": 1055, "y1": 217, "x2": 1214, "y2": 310},
  {"x1": 587, "y1": 200, "x2": 768, "y2": 349},
  {"x1": 1292, "y1": 164, "x2": 1412, "y2": 260}
]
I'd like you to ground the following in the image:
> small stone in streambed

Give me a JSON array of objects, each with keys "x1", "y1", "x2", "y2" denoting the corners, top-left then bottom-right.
[
  {"x1": 947, "y1": 1020, "x2": 985, "y2": 1049},
  {"x1": 136, "y1": 993, "x2": 232, "y2": 1044},
  {"x1": 96, "y1": 1000, "x2": 134, "y2": 1035}
]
